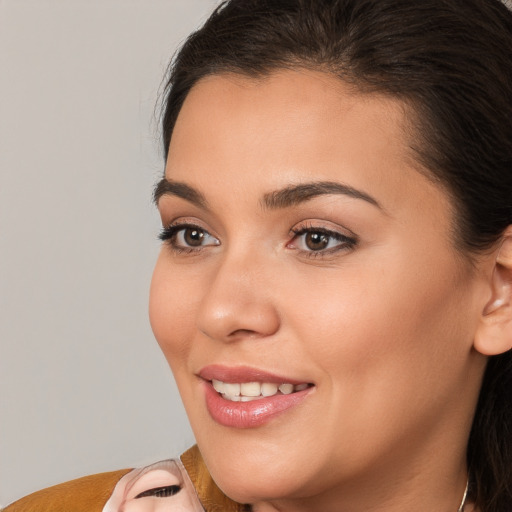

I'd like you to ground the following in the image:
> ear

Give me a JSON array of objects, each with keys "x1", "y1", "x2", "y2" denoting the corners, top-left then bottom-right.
[{"x1": 474, "y1": 231, "x2": 512, "y2": 356}]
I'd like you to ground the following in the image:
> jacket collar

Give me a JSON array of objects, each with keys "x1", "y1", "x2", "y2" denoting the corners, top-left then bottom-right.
[{"x1": 181, "y1": 445, "x2": 250, "y2": 512}]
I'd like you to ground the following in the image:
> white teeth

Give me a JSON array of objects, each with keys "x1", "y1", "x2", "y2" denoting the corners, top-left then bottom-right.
[
  {"x1": 224, "y1": 382, "x2": 241, "y2": 396},
  {"x1": 240, "y1": 382, "x2": 261, "y2": 397},
  {"x1": 212, "y1": 380, "x2": 310, "y2": 400},
  {"x1": 222, "y1": 394, "x2": 241, "y2": 402},
  {"x1": 279, "y1": 383, "x2": 294, "y2": 395},
  {"x1": 261, "y1": 382, "x2": 279, "y2": 397},
  {"x1": 212, "y1": 379, "x2": 223, "y2": 393},
  {"x1": 222, "y1": 394, "x2": 259, "y2": 402}
]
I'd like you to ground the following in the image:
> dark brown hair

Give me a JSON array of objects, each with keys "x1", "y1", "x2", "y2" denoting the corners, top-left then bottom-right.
[{"x1": 160, "y1": 1, "x2": 512, "y2": 510}]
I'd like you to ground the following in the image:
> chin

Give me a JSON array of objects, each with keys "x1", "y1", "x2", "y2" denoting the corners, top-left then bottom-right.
[
  {"x1": 210, "y1": 462, "x2": 306, "y2": 505},
  {"x1": 195, "y1": 432, "x2": 324, "y2": 505}
]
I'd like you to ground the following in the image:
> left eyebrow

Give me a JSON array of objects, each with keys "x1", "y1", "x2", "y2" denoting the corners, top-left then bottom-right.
[
  {"x1": 262, "y1": 181, "x2": 382, "y2": 210},
  {"x1": 153, "y1": 178, "x2": 209, "y2": 210}
]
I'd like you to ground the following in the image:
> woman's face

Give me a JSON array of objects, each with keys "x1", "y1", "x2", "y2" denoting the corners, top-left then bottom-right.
[{"x1": 150, "y1": 70, "x2": 487, "y2": 508}]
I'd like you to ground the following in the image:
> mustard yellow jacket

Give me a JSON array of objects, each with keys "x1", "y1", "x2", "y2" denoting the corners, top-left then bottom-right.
[{"x1": 3, "y1": 446, "x2": 249, "y2": 512}]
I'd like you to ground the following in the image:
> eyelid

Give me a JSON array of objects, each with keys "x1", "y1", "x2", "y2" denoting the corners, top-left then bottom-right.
[
  {"x1": 289, "y1": 219, "x2": 357, "y2": 240},
  {"x1": 135, "y1": 485, "x2": 182, "y2": 499}
]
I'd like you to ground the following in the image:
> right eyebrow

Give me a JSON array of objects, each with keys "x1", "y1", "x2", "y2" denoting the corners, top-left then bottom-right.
[
  {"x1": 153, "y1": 178, "x2": 209, "y2": 210},
  {"x1": 261, "y1": 181, "x2": 381, "y2": 210}
]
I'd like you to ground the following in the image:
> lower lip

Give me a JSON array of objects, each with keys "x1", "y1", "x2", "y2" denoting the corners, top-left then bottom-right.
[{"x1": 203, "y1": 381, "x2": 312, "y2": 428}]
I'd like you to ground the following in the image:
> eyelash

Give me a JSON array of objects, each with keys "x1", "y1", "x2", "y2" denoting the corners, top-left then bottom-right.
[
  {"x1": 288, "y1": 223, "x2": 358, "y2": 258},
  {"x1": 158, "y1": 223, "x2": 218, "y2": 255},
  {"x1": 158, "y1": 222, "x2": 358, "y2": 258}
]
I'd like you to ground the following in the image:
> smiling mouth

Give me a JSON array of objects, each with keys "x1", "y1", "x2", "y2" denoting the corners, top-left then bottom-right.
[{"x1": 211, "y1": 380, "x2": 313, "y2": 402}]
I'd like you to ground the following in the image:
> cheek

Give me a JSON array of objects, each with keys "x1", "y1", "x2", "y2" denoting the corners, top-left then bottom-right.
[
  {"x1": 149, "y1": 254, "x2": 198, "y2": 368},
  {"x1": 286, "y1": 249, "x2": 473, "y2": 398},
  {"x1": 271, "y1": 253, "x2": 475, "y2": 473}
]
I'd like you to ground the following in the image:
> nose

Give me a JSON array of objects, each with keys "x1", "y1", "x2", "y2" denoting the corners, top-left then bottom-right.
[{"x1": 196, "y1": 251, "x2": 281, "y2": 343}]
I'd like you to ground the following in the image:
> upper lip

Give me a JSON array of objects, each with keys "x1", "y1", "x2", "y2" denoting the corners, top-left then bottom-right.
[{"x1": 198, "y1": 364, "x2": 311, "y2": 385}]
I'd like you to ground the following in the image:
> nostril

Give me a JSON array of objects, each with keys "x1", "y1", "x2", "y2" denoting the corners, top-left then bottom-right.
[{"x1": 228, "y1": 328, "x2": 262, "y2": 338}]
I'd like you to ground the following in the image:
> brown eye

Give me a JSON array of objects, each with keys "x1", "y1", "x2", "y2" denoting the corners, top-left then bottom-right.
[
  {"x1": 288, "y1": 226, "x2": 357, "y2": 256},
  {"x1": 158, "y1": 223, "x2": 220, "y2": 251},
  {"x1": 305, "y1": 232, "x2": 330, "y2": 251},
  {"x1": 184, "y1": 227, "x2": 205, "y2": 246}
]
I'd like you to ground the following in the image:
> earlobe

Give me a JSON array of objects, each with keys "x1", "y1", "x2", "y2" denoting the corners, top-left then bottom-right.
[{"x1": 474, "y1": 232, "x2": 512, "y2": 356}]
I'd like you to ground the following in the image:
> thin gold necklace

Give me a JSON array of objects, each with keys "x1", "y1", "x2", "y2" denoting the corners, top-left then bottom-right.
[{"x1": 457, "y1": 479, "x2": 469, "y2": 512}]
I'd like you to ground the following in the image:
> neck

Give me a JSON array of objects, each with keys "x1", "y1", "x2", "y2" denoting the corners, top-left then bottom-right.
[
  {"x1": 252, "y1": 473, "x2": 469, "y2": 512},
  {"x1": 251, "y1": 435, "x2": 470, "y2": 512}
]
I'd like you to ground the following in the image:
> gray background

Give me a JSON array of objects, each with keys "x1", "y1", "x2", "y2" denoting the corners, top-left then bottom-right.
[
  {"x1": 2, "y1": 0, "x2": 511, "y2": 507},
  {"x1": 0, "y1": 0, "x2": 218, "y2": 505}
]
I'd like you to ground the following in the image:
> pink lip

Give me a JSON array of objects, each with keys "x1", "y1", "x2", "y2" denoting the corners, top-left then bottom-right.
[
  {"x1": 198, "y1": 365, "x2": 314, "y2": 429},
  {"x1": 198, "y1": 364, "x2": 307, "y2": 385}
]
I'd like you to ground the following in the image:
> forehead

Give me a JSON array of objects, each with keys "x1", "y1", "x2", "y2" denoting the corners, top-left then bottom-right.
[
  {"x1": 173, "y1": 70, "x2": 406, "y2": 162},
  {"x1": 166, "y1": 69, "x2": 442, "y2": 206},
  {"x1": 173, "y1": 69, "x2": 413, "y2": 151}
]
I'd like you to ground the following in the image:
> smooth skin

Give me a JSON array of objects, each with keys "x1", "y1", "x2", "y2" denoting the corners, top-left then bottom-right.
[{"x1": 150, "y1": 69, "x2": 512, "y2": 512}]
